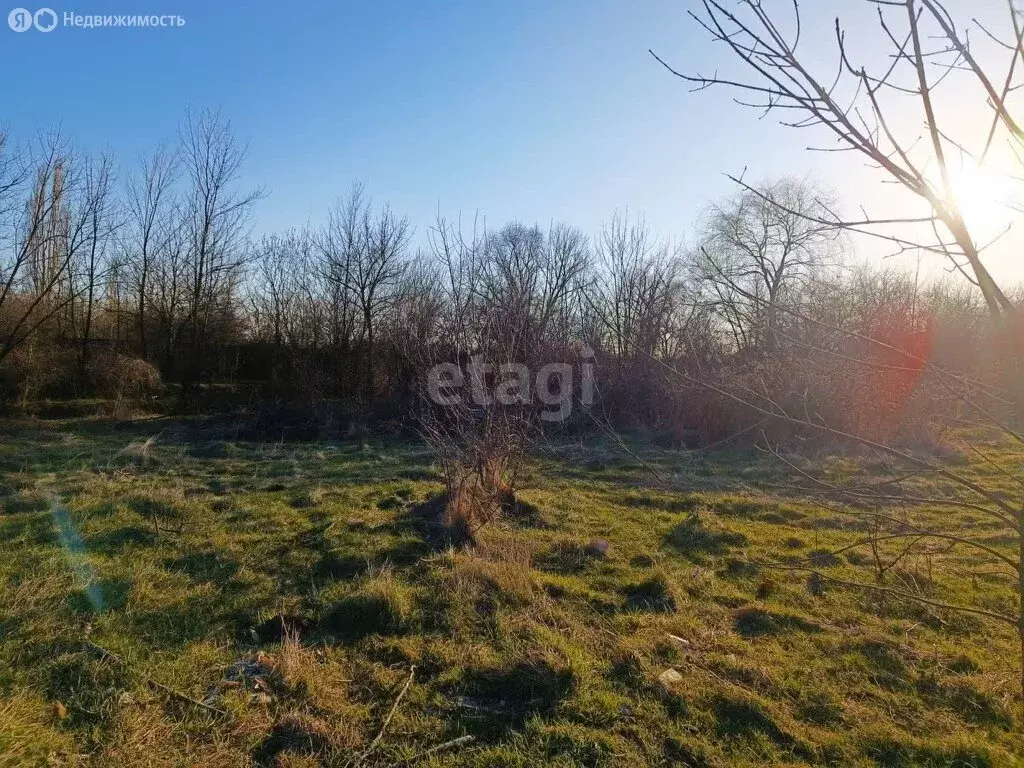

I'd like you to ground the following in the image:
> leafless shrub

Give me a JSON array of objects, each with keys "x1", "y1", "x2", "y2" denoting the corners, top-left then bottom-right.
[
  {"x1": 86, "y1": 351, "x2": 163, "y2": 399},
  {"x1": 420, "y1": 393, "x2": 533, "y2": 542},
  {"x1": 410, "y1": 216, "x2": 568, "y2": 542},
  {"x1": 0, "y1": 341, "x2": 74, "y2": 405}
]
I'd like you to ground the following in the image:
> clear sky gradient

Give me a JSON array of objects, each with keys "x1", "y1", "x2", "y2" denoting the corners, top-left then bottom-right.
[{"x1": 2, "y1": 0, "x2": 1018, "y2": 282}]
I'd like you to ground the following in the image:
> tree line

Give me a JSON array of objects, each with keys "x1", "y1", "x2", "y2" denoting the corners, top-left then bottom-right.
[{"x1": 0, "y1": 110, "x2": 1007, "y2": 444}]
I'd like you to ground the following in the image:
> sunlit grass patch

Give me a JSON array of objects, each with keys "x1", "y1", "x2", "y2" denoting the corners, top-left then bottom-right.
[{"x1": 0, "y1": 417, "x2": 1021, "y2": 765}]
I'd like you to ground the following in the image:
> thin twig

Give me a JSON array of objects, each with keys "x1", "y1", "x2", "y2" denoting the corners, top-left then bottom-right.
[
  {"x1": 397, "y1": 735, "x2": 475, "y2": 765},
  {"x1": 84, "y1": 639, "x2": 231, "y2": 718},
  {"x1": 353, "y1": 665, "x2": 416, "y2": 767}
]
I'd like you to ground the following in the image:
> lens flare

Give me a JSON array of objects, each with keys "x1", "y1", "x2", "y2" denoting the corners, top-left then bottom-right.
[{"x1": 50, "y1": 495, "x2": 104, "y2": 612}]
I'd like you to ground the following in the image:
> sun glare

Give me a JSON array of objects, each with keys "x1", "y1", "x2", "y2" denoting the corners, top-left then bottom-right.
[{"x1": 946, "y1": 162, "x2": 1018, "y2": 243}]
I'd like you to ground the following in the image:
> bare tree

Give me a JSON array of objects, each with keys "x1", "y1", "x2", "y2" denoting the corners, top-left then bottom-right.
[
  {"x1": 316, "y1": 184, "x2": 365, "y2": 395},
  {"x1": 148, "y1": 202, "x2": 189, "y2": 375},
  {"x1": 589, "y1": 211, "x2": 682, "y2": 363},
  {"x1": 0, "y1": 134, "x2": 115, "y2": 368},
  {"x1": 248, "y1": 229, "x2": 328, "y2": 394},
  {"x1": 655, "y1": 0, "x2": 1024, "y2": 701},
  {"x1": 319, "y1": 185, "x2": 410, "y2": 399},
  {"x1": 389, "y1": 256, "x2": 444, "y2": 363},
  {"x1": 653, "y1": 0, "x2": 1018, "y2": 327},
  {"x1": 359, "y1": 202, "x2": 411, "y2": 397},
  {"x1": 696, "y1": 178, "x2": 841, "y2": 354},
  {"x1": 178, "y1": 109, "x2": 261, "y2": 397},
  {"x1": 429, "y1": 212, "x2": 487, "y2": 356},
  {"x1": 123, "y1": 146, "x2": 177, "y2": 359},
  {"x1": 74, "y1": 153, "x2": 119, "y2": 381}
]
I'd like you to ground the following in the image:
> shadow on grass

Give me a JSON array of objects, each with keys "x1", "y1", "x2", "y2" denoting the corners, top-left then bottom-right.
[
  {"x1": 862, "y1": 734, "x2": 998, "y2": 768},
  {"x1": 0, "y1": 512, "x2": 57, "y2": 547},
  {"x1": 45, "y1": 647, "x2": 132, "y2": 733},
  {"x1": 126, "y1": 497, "x2": 188, "y2": 533},
  {"x1": 923, "y1": 678, "x2": 1013, "y2": 729},
  {"x1": 252, "y1": 715, "x2": 335, "y2": 768},
  {"x1": 622, "y1": 572, "x2": 677, "y2": 612},
  {"x1": 712, "y1": 693, "x2": 809, "y2": 758},
  {"x1": 313, "y1": 551, "x2": 366, "y2": 580},
  {"x1": 87, "y1": 525, "x2": 158, "y2": 553},
  {"x1": 125, "y1": 597, "x2": 251, "y2": 649},
  {"x1": 374, "y1": 494, "x2": 471, "y2": 550},
  {"x1": 163, "y1": 550, "x2": 241, "y2": 584},
  {"x1": 1, "y1": 492, "x2": 51, "y2": 515},
  {"x1": 454, "y1": 659, "x2": 575, "y2": 735},
  {"x1": 319, "y1": 574, "x2": 414, "y2": 641},
  {"x1": 616, "y1": 494, "x2": 702, "y2": 513},
  {"x1": 733, "y1": 606, "x2": 822, "y2": 638},
  {"x1": 67, "y1": 578, "x2": 132, "y2": 614},
  {"x1": 533, "y1": 539, "x2": 604, "y2": 575},
  {"x1": 665, "y1": 514, "x2": 747, "y2": 561}
]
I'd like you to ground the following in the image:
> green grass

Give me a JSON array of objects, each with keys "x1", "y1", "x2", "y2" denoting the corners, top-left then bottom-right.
[{"x1": 0, "y1": 415, "x2": 1021, "y2": 766}]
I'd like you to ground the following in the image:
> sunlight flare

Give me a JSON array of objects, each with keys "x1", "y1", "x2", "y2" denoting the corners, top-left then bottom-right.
[{"x1": 946, "y1": 162, "x2": 1019, "y2": 244}]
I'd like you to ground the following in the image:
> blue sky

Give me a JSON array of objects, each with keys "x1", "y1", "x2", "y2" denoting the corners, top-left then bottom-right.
[
  {"x1": 1, "y1": 0, "x2": 1018, "y2": 282},
  {"x1": 0, "y1": 1, "x2": 813, "y2": 233}
]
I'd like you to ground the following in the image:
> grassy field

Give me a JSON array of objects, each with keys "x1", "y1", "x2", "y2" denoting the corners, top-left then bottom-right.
[{"x1": 0, "y1": 414, "x2": 1021, "y2": 767}]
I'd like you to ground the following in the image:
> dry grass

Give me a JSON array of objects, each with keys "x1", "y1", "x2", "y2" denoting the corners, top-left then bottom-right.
[
  {"x1": 444, "y1": 533, "x2": 541, "y2": 609},
  {"x1": 0, "y1": 416, "x2": 1020, "y2": 766}
]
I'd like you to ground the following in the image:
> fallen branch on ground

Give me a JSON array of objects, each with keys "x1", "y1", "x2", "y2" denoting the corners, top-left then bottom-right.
[
  {"x1": 398, "y1": 734, "x2": 475, "y2": 765},
  {"x1": 84, "y1": 638, "x2": 231, "y2": 719},
  {"x1": 353, "y1": 665, "x2": 416, "y2": 767}
]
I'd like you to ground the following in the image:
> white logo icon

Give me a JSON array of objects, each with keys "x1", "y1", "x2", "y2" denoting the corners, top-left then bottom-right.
[
  {"x1": 8, "y1": 7, "x2": 32, "y2": 30},
  {"x1": 33, "y1": 7, "x2": 56, "y2": 30},
  {"x1": 8, "y1": 7, "x2": 58, "y2": 31}
]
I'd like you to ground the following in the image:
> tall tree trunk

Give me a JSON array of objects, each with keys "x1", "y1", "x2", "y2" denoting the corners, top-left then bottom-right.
[{"x1": 364, "y1": 306, "x2": 374, "y2": 400}]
